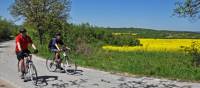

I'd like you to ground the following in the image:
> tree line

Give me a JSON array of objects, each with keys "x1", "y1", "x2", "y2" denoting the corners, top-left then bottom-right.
[{"x1": 0, "y1": 16, "x2": 18, "y2": 41}]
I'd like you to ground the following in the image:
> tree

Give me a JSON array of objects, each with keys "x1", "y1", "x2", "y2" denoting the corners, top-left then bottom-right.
[
  {"x1": 174, "y1": 0, "x2": 200, "y2": 19},
  {"x1": 0, "y1": 16, "x2": 17, "y2": 41},
  {"x1": 10, "y1": 0, "x2": 71, "y2": 44}
]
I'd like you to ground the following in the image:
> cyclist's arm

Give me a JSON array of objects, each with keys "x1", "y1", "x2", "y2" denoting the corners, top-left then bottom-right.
[
  {"x1": 28, "y1": 36, "x2": 37, "y2": 50},
  {"x1": 60, "y1": 40, "x2": 70, "y2": 50},
  {"x1": 17, "y1": 42, "x2": 22, "y2": 51},
  {"x1": 31, "y1": 43, "x2": 37, "y2": 50},
  {"x1": 61, "y1": 45, "x2": 70, "y2": 50},
  {"x1": 55, "y1": 43, "x2": 61, "y2": 51},
  {"x1": 65, "y1": 46, "x2": 71, "y2": 50}
]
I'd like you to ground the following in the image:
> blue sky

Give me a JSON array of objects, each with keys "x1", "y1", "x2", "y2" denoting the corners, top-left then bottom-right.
[{"x1": 0, "y1": 0, "x2": 200, "y2": 31}]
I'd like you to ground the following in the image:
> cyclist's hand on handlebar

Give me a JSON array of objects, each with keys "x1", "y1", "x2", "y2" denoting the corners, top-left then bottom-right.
[
  {"x1": 66, "y1": 47, "x2": 71, "y2": 50},
  {"x1": 58, "y1": 49, "x2": 62, "y2": 52}
]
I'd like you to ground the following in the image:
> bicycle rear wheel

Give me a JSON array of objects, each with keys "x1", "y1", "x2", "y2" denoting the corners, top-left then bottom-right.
[
  {"x1": 46, "y1": 57, "x2": 57, "y2": 72},
  {"x1": 63, "y1": 56, "x2": 77, "y2": 74},
  {"x1": 29, "y1": 64, "x2": 38, "y2": 85}
]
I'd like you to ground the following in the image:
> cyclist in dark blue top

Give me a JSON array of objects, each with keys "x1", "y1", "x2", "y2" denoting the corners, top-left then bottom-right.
[
  {"x1": 49, "y1": 33, "x2": 64, "y2": 52},
  {"x1": 48, "y1": 32, "x2": 70, "y2": 69}
]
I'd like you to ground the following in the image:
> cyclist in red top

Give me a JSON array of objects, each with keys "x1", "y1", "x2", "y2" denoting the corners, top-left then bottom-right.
[{"x1": 15, "y1": 28, "x2": 38, "y2": 79}]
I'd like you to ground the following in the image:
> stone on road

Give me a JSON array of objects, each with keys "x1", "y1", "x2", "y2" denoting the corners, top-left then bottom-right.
[{"x1": 0, "y1": 40, "x2": 200, "y2": 88}]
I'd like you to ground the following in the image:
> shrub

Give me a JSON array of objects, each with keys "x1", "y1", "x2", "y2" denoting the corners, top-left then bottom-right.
[
  {"x1": 184, "y1": 41, "x2": 200, "y2": 66},
  {"x1": 75, "y1": 37, "x2": 93, "y2": 56},
  {"x1": 26, "y1": 23, "x2": 141, "y2": 55},
  {"x1": 106, "y1": 35, "x2": 140, "y2": 46},
  {"x1": 0, "y1": 17, "x2": 17, "y2": 41}
]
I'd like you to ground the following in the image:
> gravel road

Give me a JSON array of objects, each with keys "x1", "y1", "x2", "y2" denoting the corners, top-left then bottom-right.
[{"x1": 1, "y1": 40, "x2": 200, "y2": 88}]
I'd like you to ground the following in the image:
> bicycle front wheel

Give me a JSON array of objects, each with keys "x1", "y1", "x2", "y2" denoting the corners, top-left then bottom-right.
[
  {"x1": 63, "y1": 56, "x2": 77, "y2": 74},
  {"x1": 29, "y1": 64, "x2": 38, "y2": 85}
]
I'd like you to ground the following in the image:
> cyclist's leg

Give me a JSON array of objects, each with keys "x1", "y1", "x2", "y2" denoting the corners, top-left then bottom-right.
[
  {"x1": 17, "y1": 61, "x2": 19, "y2": 72},
  {"x1": 17, "y1": 51, "x2": 27, "y2": 79},
  {"x1": 56, "y1": 51, "x2": 62, "y2": 63},
  {"x1": 18, "y1": 52, "x2": 25, "y2": 73},
  {"x1": 55, "y1": 52, "x2": 63, "y2": 70},
  {"x1": 51, "y1": 49, "x2": 60, "y2": 63},
  {"x1": 16, "y1": 52, "x2": 21, "y2": 72},
  {"x1": 51, "y1": 49, "x2": 63, "y2": 70},
  {"x1": 17, "y1": 52, "x2": 24, "y2": 73},
  {"x1": 20, "y1": 58, "x2": 25, "y2": 72}
]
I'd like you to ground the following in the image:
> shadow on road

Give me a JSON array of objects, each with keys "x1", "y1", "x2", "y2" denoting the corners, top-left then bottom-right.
[
  {"x1": 0, "y1": 45, "x2": 9, "y2": 53},
  {"x1": 36, "y1": 75, "x2": 58, "y2": 86},
  {"x1": 67, "y1": 70, "x2": 83, "y2": 76},
  {"x1": 51, "y1": 78, "x2": 89, "y2": 88},
  {"x1": 0, "y1": 45, "x2": 9, "y2": 48},
  {"x1": 53, "y1": 69, "x2": 84, "y2": 76},
  {"x1": 36, "y1": 74, "x2": 89, "y2": 88}
]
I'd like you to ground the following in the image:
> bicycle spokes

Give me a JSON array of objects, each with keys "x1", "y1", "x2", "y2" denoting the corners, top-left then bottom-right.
[{"x1": 63, "y1": 58, "x2": 77, "y2": 74}]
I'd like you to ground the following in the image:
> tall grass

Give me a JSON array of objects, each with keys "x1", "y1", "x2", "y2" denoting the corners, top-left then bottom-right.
[
  {"x1": 74, "y1": 51, "x2": 200, "y2": 80},
  {"x1": 74, "y1": 50, "x2": 200, "y2": 81}
]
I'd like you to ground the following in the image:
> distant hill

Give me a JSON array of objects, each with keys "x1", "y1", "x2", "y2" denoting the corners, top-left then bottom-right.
[{"x1": 104, "y1": 28, "x2": 200, "y2": 39}]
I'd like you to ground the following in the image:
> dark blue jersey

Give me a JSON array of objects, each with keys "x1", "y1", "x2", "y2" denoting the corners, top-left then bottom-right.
[{"x1": 48, "y1": 38, "x2": 64, "y2": 49}]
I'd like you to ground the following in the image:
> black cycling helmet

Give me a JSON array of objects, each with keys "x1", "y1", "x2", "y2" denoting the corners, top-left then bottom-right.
[
  {"x1": 19, "y1": 28, "x2": 27, "y2": 33},
  {"x1": 55, "y1": 32, "x2": 61, "y2": 36}
]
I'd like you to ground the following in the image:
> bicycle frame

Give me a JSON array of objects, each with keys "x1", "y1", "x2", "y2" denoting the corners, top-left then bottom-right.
[
  {"x1": 23, "y1": 54, "x2": 32, "y2": 72},
  {"x1": 46, "y1": 48, "x2": 77, "y2": 74},
  {"x1": 61, "y1": 50, "x2": 68, "y2": 66},
  {"x1": 22, "y1": 53, "x2": 38, "y2": 84}
]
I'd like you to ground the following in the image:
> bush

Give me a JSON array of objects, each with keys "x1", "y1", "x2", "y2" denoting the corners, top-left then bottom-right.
[
  {"x1": 75, "y1": 37, "x2": 93, "y2": 56},
  {"x1": 26, "y1": 23, "x2": 141, "y2": 55},
  {"x1": 0, "y1": 17, "x2": 17, "y2": 41},
  {"x1": 184, "y1": 41, "x2": 200, "y2": 66},
  {"x1": 0, "y1": 29, "x2": 11, "y2": 39},
  {"x1": 105, "y1": 35, "x2": 140, "y2": 46}
]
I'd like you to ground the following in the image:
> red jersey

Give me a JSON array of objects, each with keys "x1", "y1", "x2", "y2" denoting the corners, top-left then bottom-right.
[{"x1": 15, "y1": 34, "x2": 33, "y2": 53}]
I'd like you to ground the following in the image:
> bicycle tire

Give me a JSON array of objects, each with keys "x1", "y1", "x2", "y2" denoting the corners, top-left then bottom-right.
[
  {"x1": 46, "y1": 57, "x2": 57, "y2": 72},
  {"x1": 29, "y1": 64, "x2": 38, "y2": 85},
  {"x1": 63, "y1": 56, "x2": 77, "y2": 74}
]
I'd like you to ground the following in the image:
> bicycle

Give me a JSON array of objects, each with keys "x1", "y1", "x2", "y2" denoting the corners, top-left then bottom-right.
[
  {"x1": 46, "y1": 48, "x2": 77, "y2": 74},
  {"x1": 22, "y1": 52, "x2": 38, "y2": 85}
]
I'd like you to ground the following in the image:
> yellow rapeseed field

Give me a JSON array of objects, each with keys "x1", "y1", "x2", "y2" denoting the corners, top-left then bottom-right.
[{"x1": 102, "y1": 39, "x2": 200, "y2": 52}]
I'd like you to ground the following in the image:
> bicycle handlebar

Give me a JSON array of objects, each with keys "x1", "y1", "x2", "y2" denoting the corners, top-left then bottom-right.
[
  {"x1": 21, "y1": 49, "x2": 38, "y2": 57},
  {"x1": 60, "y1": 47, "x2": 71, "y2": 52}
]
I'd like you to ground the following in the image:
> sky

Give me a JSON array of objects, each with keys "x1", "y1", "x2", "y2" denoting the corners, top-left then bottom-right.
[{"x1": 0, "y1": 0, "x2": 200, "y2": 31}]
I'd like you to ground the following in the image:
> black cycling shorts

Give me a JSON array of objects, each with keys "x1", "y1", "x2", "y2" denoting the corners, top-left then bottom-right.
[{"x1": 16, "y1": 50, "x2": 31, "y2": 61}]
